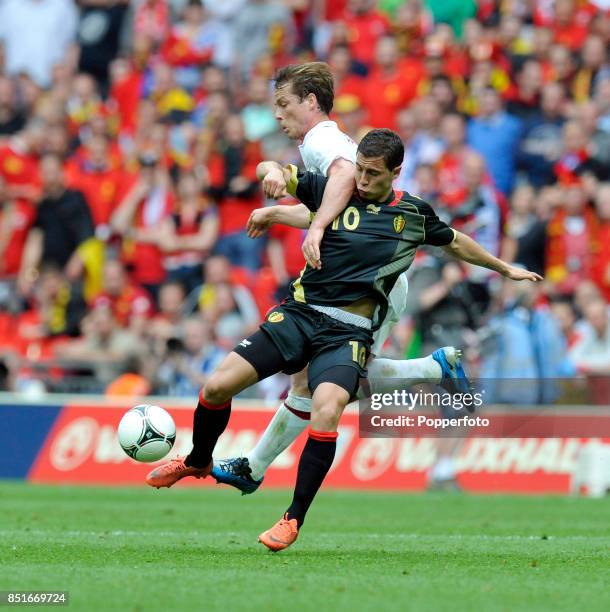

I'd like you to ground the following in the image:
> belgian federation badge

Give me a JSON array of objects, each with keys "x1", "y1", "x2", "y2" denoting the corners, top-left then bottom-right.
[
  {"x1": 268, "y1": 311, "x2": 284, "y2": 323},
  {"x1": 393, "y1": 216, "x2": 406, "y2": 233}
]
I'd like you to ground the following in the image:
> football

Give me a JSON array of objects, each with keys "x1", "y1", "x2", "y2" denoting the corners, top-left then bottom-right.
[{"x1": 117, "y1": 404, "x2": 176, "y2": 462}]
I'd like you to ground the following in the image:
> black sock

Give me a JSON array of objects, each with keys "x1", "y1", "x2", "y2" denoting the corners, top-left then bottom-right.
[
  {"x1": 185, "y1": 394, "x2": 231, "y2": 468},
  {"x1": 286, "y1": 430, "x2": 337, "y2": 527}
]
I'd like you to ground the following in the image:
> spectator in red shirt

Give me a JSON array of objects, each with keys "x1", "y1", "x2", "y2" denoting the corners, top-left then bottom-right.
[
  {"x1": 133, "y1": 0, "x2": 170, "y2": 47},
  {"x1": 0, "y1": 122, "x2": 43, "y2": 204},
  {"x1": 341, "y1": 0, "x2": 391, "y2": 67},
  {"x1": 160, "y1": 0, "x2": 214, "y2": 90},
  {"x1": 436, "y1": 113, "x2": 474, "y2": 206},
  {"x1": 363, "y1": 34, "x2": 423, "y2": 130},
  {"x1": 159, "y1": 171, "x2": 218, "y2": 292},
  {"x1": 111, "y1": 152, "x2": 174, "y2": 298},
  {"x1": 550, "y1": 0, "x2": 590, "y2": 51},
  {"x1": 553, "y1": 119, "x2": 591, "y2": 183},
  {"x1": 93, "y1": 259, "x2": 153, "y2": 334},
  {"x1": 328, "y1": 44, "x2": 366, "y2": 105},
  {"x1": 591, "y1": 182, "x2": 610, "y2": 301},
  {"x1": 65, "y1": 134, "x2": 126, "y2": 238},
  {"x1": 0, "y1": 174, "x2": 35, "y2": 291},
  {"x1": 546, "y1": 179, "x2": 599, "y2": 294},
  {"x1": 206, "y1": 115, "x2": 264, "y2": 271},
  {"x1": 109, "y1": 57, "x2": 145, "y2": 134}
]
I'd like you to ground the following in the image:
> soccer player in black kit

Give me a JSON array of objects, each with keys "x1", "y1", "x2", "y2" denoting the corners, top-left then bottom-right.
[{"x1": 147, "y1": 129, "x2": 542, "y2": 551}]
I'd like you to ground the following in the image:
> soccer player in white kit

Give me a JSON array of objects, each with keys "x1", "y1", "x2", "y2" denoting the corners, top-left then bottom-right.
[{"x1": 211, "y1": 63, "x2": 469, "y2": 493}]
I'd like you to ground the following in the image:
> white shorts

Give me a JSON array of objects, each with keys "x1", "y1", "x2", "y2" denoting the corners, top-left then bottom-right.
[{"x1": 371, "y1": 273, "x2": 409, "y2": 355}]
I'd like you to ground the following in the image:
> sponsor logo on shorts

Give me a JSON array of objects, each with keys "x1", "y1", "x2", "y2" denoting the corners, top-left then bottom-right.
[
  {"x1": 393, "y1": 216, "x2": 406, "y2": 233},
  {"x1": 267, "y1": 311, "x2": 284, "y2": 323},
  {"x1": 238, "y1": 339, "x2": 251, "y2": 348}
]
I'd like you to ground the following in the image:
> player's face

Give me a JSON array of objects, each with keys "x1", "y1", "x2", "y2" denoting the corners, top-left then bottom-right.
[
  {"x1": 273, "y1": 82, "x2": 312, "y2": 140},
  {"x1": 354, "y1": 154, "x2": 399, "y2": 201}
]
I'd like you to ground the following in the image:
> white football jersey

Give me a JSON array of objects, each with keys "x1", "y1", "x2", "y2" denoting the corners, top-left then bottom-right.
[
  {"x1": 299, "y1": 121, "x2": 356, "y2": 175},
  {"x1": 298, "y1": 120, "x2": 409, "y2": 350}
]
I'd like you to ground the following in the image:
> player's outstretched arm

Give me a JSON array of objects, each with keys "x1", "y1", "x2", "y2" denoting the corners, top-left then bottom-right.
[
  {"x1": 442, "y1": 230, "x2": 544, "y2": 282},
  {"x1": 246, "y1": 204, "x2": 311, "y2": 238},
  {"x1": 301, "y1": 158, "x2": 354, "y2": 270}
]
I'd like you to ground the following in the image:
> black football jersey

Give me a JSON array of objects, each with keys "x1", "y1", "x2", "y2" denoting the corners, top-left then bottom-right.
[{"x1": 286, "y1": 166, "x2": 455, "y2": 327}]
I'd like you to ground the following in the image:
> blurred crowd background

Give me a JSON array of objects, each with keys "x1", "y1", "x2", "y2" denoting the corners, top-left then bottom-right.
[{"x1": 0, "y1": 0, "x2": 609, "y2": 401}]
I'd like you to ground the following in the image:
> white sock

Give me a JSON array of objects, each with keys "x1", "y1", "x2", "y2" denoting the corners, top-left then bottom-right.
[
  {"x1": 247, "y1": 393, "x2": 311, "y2": 481},
  {"x1": 429, "y1": 457, "x2": 457, "y2": 481},
  {"x1": 362, "y1": 356, "x2": 442, "y2": 396}
]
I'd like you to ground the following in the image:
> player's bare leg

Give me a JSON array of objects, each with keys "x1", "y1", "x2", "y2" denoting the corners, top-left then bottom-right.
[
  {"x1": 146, "y1": 352, "x2": 258, "y2": 488},
  {"x1": 259, "y1": 381, "x2": 348, "y2": 551}
]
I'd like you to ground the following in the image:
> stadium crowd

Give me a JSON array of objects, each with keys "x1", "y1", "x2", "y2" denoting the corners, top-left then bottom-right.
[{"x1": 0, "y1": 0, "x2": 609, "y2": 398}]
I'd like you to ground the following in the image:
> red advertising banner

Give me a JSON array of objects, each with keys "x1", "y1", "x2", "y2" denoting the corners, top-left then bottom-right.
[{"x1": 27, "y1": 403, "x2": 610, "y2": 493}]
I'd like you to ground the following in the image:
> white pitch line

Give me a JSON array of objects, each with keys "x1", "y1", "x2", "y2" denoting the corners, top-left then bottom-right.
[{"x1": 2, "y1": 530, "x2": 609, "y2": 542}]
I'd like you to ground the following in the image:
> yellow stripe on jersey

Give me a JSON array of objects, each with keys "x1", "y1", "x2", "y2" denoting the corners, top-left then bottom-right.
[{"x1": 286, "y1": 164, "x2": 298, "y2": 196}]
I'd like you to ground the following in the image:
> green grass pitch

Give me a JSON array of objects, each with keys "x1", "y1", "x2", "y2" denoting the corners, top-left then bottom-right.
[{"x1": 1, "y1": 482, "x2": 610, "y2": 612}]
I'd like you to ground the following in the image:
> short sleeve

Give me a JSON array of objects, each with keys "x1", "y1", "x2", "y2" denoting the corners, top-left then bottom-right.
[
  {"x1": 286, "y1": 165, "x2": 328, "y2": 211},
  {"x1": 416, "y1": 200, "x2": 456, "y2": 246},
  {"x1": 302, "y1": 126, "x2": 356, "y2": 176}
]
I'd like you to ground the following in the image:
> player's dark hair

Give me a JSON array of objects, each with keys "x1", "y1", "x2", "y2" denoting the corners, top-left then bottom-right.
[
  {"x1": 357, "y1": 129, "x2": 404, "y2": 171},
  {"x1": 274, "y1": 62, "x2": 334, "y2": 115}
]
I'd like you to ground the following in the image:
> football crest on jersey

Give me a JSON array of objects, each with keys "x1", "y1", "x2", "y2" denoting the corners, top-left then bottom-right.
[
  {"x1": 393, "y1": 216, "x2": 406, "y2": 233},
  {"x1": 267, "y1": 311, "x2": 284, "y2": 323}
]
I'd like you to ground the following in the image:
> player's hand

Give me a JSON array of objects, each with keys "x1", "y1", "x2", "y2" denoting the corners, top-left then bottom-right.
[
  {"x1": 504, "y1": 265, "x2": 543, "y2": 282},
  {"x1": 302, "y1": 224, "x2": 324, "y2": 269},
  {"x1": 262, "y1": 168, "x2": 287, "y2": 199},
  {"x1": 246, "y1": 208, "x2": 274, "y2": 238}
]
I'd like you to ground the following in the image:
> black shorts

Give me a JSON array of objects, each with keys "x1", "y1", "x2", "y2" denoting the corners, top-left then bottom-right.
[{"x1": 233, "y1": 300, "x2": 373, "y2": 396}]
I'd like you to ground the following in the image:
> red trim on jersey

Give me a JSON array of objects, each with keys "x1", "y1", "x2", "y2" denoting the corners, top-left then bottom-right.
[{"x1": 389, "y1": 191, "x2": 404, "y2": 206}]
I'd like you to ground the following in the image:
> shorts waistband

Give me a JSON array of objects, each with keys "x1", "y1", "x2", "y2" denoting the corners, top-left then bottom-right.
[{"x1": 309, "y1": 304, "x2": 372, "y2": 330}]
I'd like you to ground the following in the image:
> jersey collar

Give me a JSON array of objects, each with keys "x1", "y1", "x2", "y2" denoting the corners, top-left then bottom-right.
[{"x1": 355, "y1": 189, "x2": 403, "y2": 206}]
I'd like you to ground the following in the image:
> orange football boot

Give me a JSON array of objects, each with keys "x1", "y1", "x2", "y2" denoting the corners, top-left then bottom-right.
[
  {"x1": 258, "y1": 514, "x2": 299, "y2": 552},
  {"x1": 146, "y1": 456, "x2": 212, "y2": 489}
]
